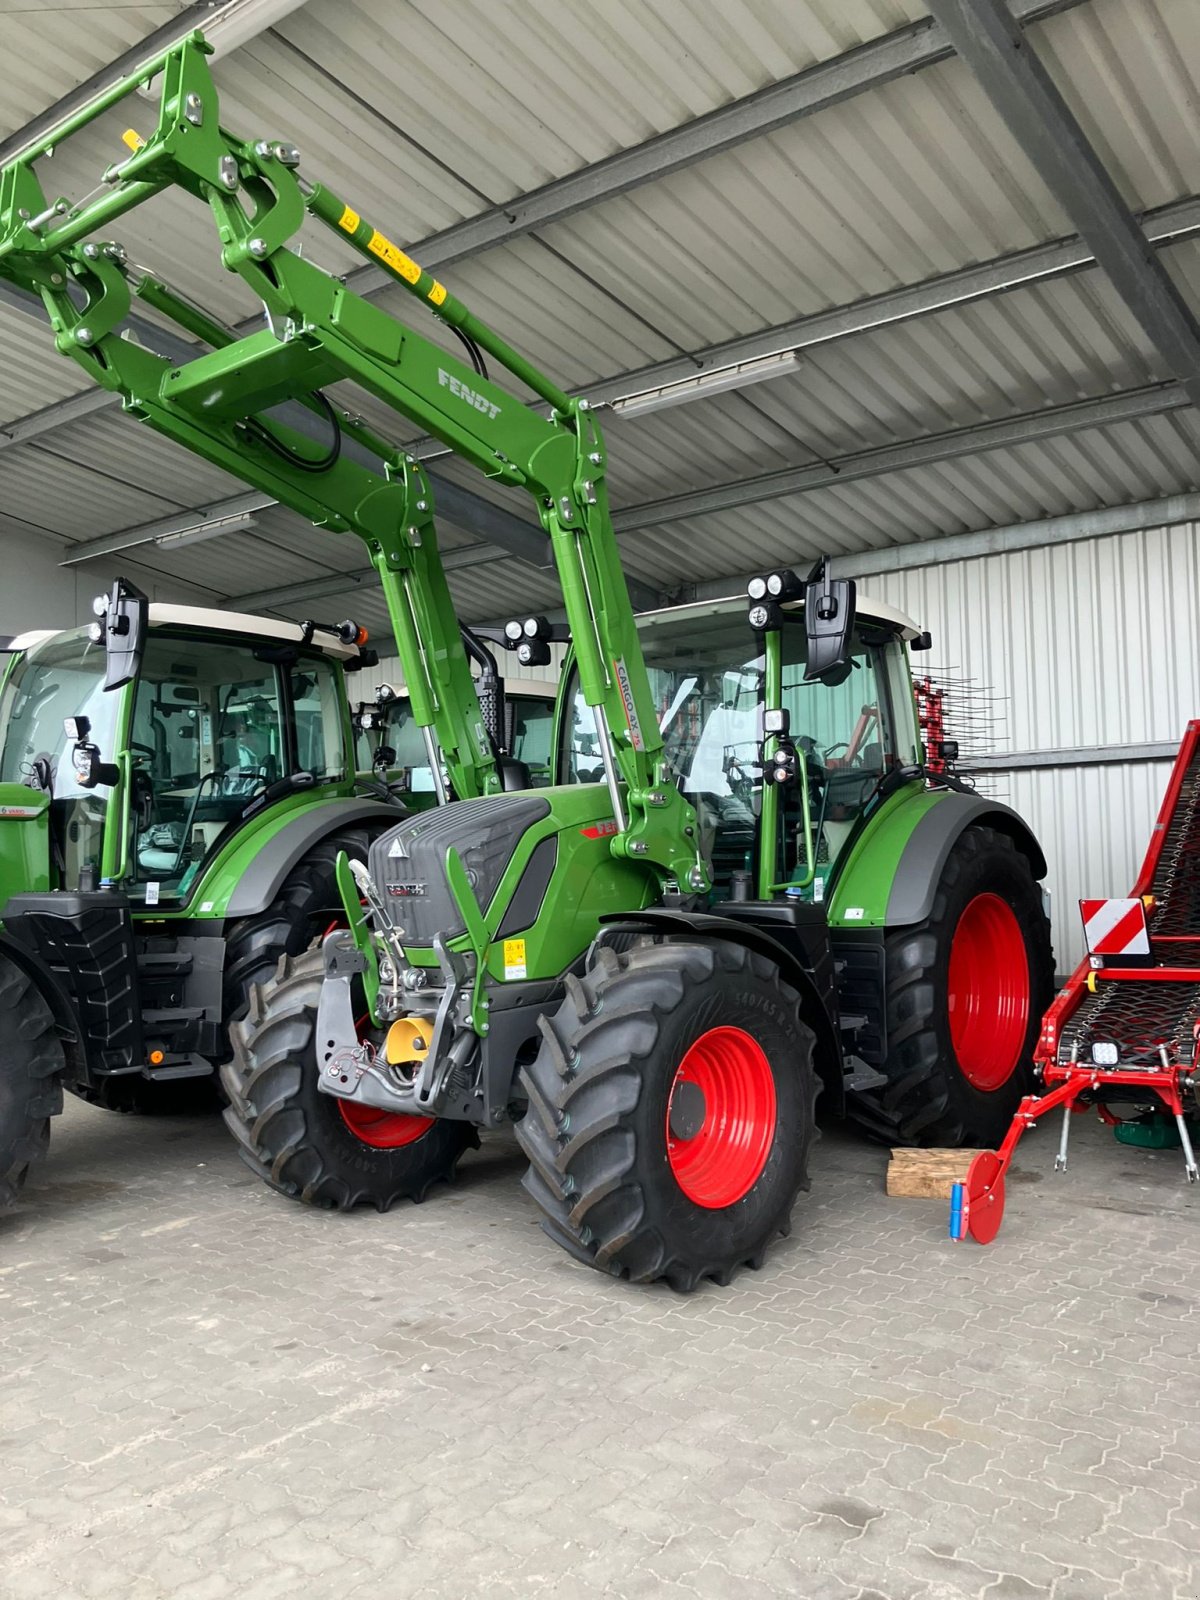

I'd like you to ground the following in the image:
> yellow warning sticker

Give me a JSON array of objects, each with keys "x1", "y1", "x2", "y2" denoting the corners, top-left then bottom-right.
[
  {"x1": 337, "y1": 204, "x2": 361, "y2": 235},
  {"x1": 502, "y1": 938, "x2": 527, "y2": 981},
  {"x1": 122, "y1": 128, "x2": 145, "y2": 153},
  {"x1": 427, "y1": 279, "x2": 447, "y2": 307},
  {"x1": 367, "y1": 230, "x2": 421, "y2": 284}
]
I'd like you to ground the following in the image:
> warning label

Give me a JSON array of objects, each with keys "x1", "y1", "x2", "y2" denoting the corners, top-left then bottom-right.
[
  {"x1": 502, "y1": 938, "x2": 527, "y2": 981},
  {"x1": 337, "y1": 204, "x2": 361, "y2": 235},
  {"x1": 367, "y1": 230, "x2": 422, "y2": 284}
]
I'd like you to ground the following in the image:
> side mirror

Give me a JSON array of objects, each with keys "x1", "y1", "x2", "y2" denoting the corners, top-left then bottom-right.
[
  {"x1": 71, "y1": 743, "x2": 120, "y2": 790},
  {"x1": 90, "y1": 577, "x2": 148, "y2": 691},
  {"x1": 804, "y1": 566, "x2": 856, "y2": 683}
]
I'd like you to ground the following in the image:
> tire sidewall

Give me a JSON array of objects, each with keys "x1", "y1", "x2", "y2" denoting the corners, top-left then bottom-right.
[
  {"x1": 632, "y1": 958, "x2": 811, "y2": 1259},
  {"x1": 932, "y1": 835, "x2": 1051, "y2": 1138}
]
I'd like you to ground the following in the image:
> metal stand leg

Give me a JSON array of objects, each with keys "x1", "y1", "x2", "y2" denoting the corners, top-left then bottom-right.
[
  {"x1": 1055, "y1": 1101, "x2": 1072, "y2": 1172},
  {"x1": 1174, "y1": 1112, "x2": 1199, "y2": 1183}
]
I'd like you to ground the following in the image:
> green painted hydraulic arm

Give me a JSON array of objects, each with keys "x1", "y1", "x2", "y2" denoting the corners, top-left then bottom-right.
[{"x1": 0, "y1": 30, "x2": 704, "y2": 892}]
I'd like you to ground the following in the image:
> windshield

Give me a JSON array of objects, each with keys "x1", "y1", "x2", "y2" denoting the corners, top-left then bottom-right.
[
  {"x1": 356, "y1": 690, "x2": 557, "y2": 790},
  {"x1": 128, "y1": 632, "x2": 347, "y2": 903},
  {"x1": 563, "y1": 606, "x2": 918, "y2": 896},
  {"x1": 0, "y1": 628, "x2": 120, "y2": 889}
]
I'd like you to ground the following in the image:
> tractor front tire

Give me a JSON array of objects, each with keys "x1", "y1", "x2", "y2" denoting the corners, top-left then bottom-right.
[
  {"x1": 517, "y1": 939, "x2": 816, "y2": 1292},
  {"x1": 851, "y1": 824, "x2": 1053, "y2": 1148},
  {"x1": 0, "y1": 955, "x2": 64, "y2": 1209},
  {"x1": 221, "y1": 946, "x2": 473, "y2": 1210}
]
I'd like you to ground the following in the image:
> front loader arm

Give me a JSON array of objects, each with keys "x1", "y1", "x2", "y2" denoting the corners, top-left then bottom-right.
[{"x1": 0, "y1": 31, "x2": 705, "y2": 892}]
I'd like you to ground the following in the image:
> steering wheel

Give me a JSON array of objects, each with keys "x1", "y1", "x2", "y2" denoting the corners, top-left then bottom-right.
[{"x1": 823, "y1": 741, "x2": 850, "y2": 763}]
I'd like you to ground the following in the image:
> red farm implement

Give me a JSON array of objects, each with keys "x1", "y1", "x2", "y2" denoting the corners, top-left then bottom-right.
[{"x1": 951, "y1": 720, "x2": 1200, "y2": 1243}]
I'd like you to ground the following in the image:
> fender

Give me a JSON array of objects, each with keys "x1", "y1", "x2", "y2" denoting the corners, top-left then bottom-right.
[
  {"x1": 0, "y1": 928, "x2": 84, "y2": 1080},
  {"x1": 597, "y1": 907, "x2": 845, "y2": 1113},
  {"x1": 222, "y1": 798, "x2": 407, "y2": 919},
  {"x1": 884, "y1": 793, "x2": 1047, "y2": 929}
]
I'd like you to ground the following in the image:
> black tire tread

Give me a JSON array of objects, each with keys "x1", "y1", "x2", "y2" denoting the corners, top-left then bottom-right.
[
  {"x1": 0, "y1": 955, "x2": 65, "y2": 1209},
  {"x1": 220, "y1": 945, "x2": 472, "y2": 1211},
  {"x1": 516, "y1": 939, "x2": 816, "y2": 1291},
  {"x1": 849, "y1": 824, "x2": 1053, "y2": 1148}
]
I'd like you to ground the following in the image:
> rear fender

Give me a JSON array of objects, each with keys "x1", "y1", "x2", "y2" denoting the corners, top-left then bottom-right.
[
  {"x1": 203, "y1": 797, "x2": 406, "y2": 919},
  {"x1": 884, "y1": 795, "x2": 1047, "y2": 928},
  {"x1": 596, "y1": 908, "x2": 845, "y2": 1113},
  {"x1": 828, "y1": 785, "x2": 1047, "y2": 931}
]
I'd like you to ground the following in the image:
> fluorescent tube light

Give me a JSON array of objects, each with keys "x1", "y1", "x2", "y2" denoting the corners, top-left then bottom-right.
[
  {"x1": 608, "y1": 350, "x2": 802, "y2": 419},
  {"x1": 153, "y1": 513, "x2": 257, "y2": 551}
]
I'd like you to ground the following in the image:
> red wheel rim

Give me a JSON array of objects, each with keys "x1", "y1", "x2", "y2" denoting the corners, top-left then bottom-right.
[
  {"x1": 336, "y1": 1005, "x2": 435, "y2": 1149},
  {"x1": 665, "y1": 1026, "x2": 777, "y2": 1209},
  {"x1": 948, "y1": 892, "x2": 1030, "y2": 1092},
  {"x1": 338, "y1": 1098, "x2": 434, "y2": 1149}
]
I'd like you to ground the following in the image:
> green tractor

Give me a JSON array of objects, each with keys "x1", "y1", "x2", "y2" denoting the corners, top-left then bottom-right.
[
  {"x1": 0, "y1": 593, "x2": 415, "y2": 1204},
  {"x1": 0, "y1": 35, "x2": 1054, "y2": 1284}
]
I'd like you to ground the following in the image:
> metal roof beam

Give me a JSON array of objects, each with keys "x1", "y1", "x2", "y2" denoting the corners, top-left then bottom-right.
[
  {"x1": 830, "y1": 491, "x2": 1200, "y2": 578},
  {"x1": 340, "y1": 0, "x2": 1082, "y2": 292},
  {"x1": 588, "y1": 198, "x2": 1200, "y2": 409},
  {"x1": 8, "y1": 192, "x2": 1198, "y2": 460},
  {"x1": 224, "y1": 383, "x2": 1193, "y2": 610},
  {"x1": 927, "y1": 0, "x2": 1200, "y2": 411},
  {"x1": 0, "y1": 0, "x2": 311, "y2": 167},
  {"x1": 0, "y1": 0, "x2": 1103, "y2": 457},
  {"x1": 613, "y1": 383, "x2": 1190, "y2": 532}
]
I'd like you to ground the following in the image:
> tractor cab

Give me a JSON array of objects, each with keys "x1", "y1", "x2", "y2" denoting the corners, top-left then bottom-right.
[
  {"x1": 558, "y1": 589, "x2": 925, "y2": 901},
  {"x1": 0, "y1": 603, "x2": 362, "y2": 907},
  {"x1": 355, "y1": 677, "x2": 559, "y2": 796}
]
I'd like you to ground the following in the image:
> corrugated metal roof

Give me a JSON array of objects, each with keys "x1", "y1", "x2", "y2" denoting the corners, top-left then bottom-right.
[
  {"x1": 0, "y1": 3, "x2": 179, "y2": 143},
  {"x1": 273, "y1": 0, "x2": 930, "y2": 205},
  {"x1": 0, "y1": 299, "x2": 95, "y2": 425},
  {"x1": 0, "y1": 0, "x2": 1196, "y2": 625}
]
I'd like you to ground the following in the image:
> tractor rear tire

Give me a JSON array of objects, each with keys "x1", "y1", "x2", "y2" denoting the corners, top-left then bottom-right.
[
  {"x1": 850, "y1": 824, "x2": 1053, "y2": 1148},
  {"x1": 517, "y1": 939, "x2": 816, "y2": 1292},
  {"x1": 221, "y1": 945, "x2": 474, "y2": 1210},
  {"x1": 0, "y1": 954, "x2": 64, "y2": 1209}
]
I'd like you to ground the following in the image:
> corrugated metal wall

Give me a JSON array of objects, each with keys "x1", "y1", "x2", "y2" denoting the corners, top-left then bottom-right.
[{"x1": 853, "y1": 520, "x2": 1200, "y2": 969}]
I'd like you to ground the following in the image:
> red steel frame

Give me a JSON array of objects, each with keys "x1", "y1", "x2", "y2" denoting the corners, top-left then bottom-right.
[{"x1": 951, "y1": 721, "x2": 1200, "y2": 1243}]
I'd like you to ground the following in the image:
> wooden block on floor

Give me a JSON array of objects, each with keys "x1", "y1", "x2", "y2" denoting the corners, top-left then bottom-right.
[{"x1": 886, "y1": 1147, "x2": 987, "y2": 1199}]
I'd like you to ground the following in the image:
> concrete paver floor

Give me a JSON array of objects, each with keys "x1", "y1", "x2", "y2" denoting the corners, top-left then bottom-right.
[{"x1": 2, "y1": 1095, "x2": 1198, "y2": 1600}]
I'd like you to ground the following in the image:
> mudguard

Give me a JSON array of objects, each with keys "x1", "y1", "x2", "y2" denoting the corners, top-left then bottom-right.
[
  {"x1": 827, "y1": 785, "x2": 1047, "y2": 932},
  {"x1": 222, "y1": 798, "x2": 406, "y2": 919},
  {"x1": 885, "y1": 794, "x2": 1047, "y2": 928}
]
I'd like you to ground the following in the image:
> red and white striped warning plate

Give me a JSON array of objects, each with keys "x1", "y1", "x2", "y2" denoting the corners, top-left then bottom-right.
[{"x1": 1080, "y1": 897, "x2": 1150, "y2": 959}]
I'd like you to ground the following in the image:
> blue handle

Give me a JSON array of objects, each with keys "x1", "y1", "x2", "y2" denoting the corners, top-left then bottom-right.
[{"x1": 949, "y1": 1182, "x2": 965, "y2": 1242}]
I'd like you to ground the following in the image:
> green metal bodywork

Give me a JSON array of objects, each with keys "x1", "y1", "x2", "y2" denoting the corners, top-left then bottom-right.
[
  {"x1": 824, "y1": 786, "x2": 940, "y2": 929},
  {"x1": 339, "y1": 784, "x2": 654, "y2": 1032},
  {"x1": 0, "y1": 785, "x2": 50, "y2": 910}
]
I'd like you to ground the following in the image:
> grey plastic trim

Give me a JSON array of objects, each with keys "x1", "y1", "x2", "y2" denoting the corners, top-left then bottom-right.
[
  {"x1": 223, "y1": 798, "x2": 405, "y2": 919},
  {"x1": 884, "y1": 794, "x2": 1048, "y2": 928}
]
